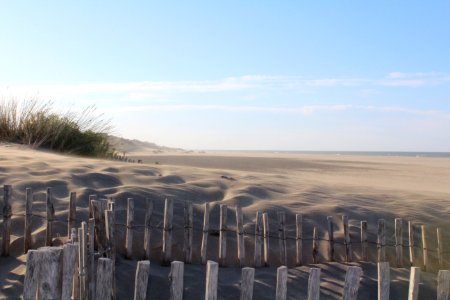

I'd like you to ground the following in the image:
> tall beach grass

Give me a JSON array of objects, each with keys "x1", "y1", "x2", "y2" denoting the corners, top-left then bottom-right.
[{"x1": 0, "y1": 99, "x2": 115, "y2": 157}]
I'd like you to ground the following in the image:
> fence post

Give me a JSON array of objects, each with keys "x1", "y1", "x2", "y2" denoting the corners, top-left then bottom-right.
[
  {"x1": 408, "y1": 221, "x2": 414, "y2": 266},
  {"x1": 134, "y1": 260, "x2": 151, "y2": 300},
  {"x1": 62, "y1": 243, "x2": 77, "y2": 300},
  {"x1": 88, "y1": 218, "x2": 95, "y2": 300},
  {"x1": 184, "y1": 201, "x2": 193, "y2": 264},
  {"x1": 254, "y1": 211, "x2": 262, "y2": 267},
  {"x1": 437, "y1": 270, "x2": 450, "y2": 300},
  {"x1": 219, "y1": 204, "x2": 228, "y2": 267},
  {"x1": 144, "y1": 199, "x2": 153, "y2": 260},
  {"x1": 378, "y1": 262, "x2": 390, "y2": 300},
  {"x1": 437, "y1": 228, "x2": 443, "y2": 268},
  {"x1": 24, "y1": 187, "x2": 32, "y2": 254},
  {"x1": 408, "y1": 267, "x2": 420, "y2": 300},
  {"x1": 201, "y1": 202, "x2": 210, "y2": 264},
  {"x1": 296, "y1": 214, "x2": 302, "y2": 266},
  {"x1": 240, "y1": 267, "x2": 255, "y2": 300},
  {"x1": 205, "y1": 260, "x2": 219, "y2": 300},
  {"x1": 126, "y1": 198, "x2": 135, "y2": 259},
  {"x1": 92, "y1": 199, "x2": 107, "y2": 252},
  {"x1": 378, "y1": 219, "x2": 386, "y2": 262},
  {"x1": 96, "y1": 258, "x2": 114, "y2": 300},
  {"x1": 312, "y1": 227, "x2": 318, "y2": 264},
  {"x1": 68, "y1": 191, "x2": 76, "y2": 238},
  {"x1": 421, "y1": 225, "x2": 428, "y2": 271},
  {"x1": 361, "y1": 221, "x2": 367, "y2": 261},
  {"x1": 263, "y1": 212, "x2": 270, "y2": 267},
  {"x1": 72, "y1": 242, "x2": 80, "y2": 300},
  {"x1": 276, "y1": 266, "x2": 287, "y2": 300},
  {"x1": 395, "y1": 218, "x2": 403, "y2": 267},
  {"x1": 106, "y1": 210, "x2": 116, "y2": 262},
  {"x1": 78, "y1": 222, "x2": 87, "y2": 300},
  {"x1": 170, "y1": 261, "x2": 184, "y2": 300},
  {"x1": 162, "y1": 198, "x2": 174, "y2": 265},
  {"x1": 278, "y1": 212, "x2": 287, "y2": 266},
  {"x1": 236, "y1": 206, "x2": 245, "y2": 267},
  {"x1": 31, "y1": 247, "x2": 63, "y2": 299},
  {"x1": 343, "y1": 266, "x2": 362, "y2": 300},
  {"x1": 342, "y1": 215, "x2": 352, "y2": 262},
  {"x1": 46, "y1": 187, "x2": 54, "y2": 246},
  {"x1": 327, "y1": 216, "x2": 334, "y2": 262},
  {"x1": 23, "y1": 250, "x2": 39, "y2": 299},
  {"x1": 2, "y1": 185, "x2": 12, "y2": 256},
  {"x1": 88, "y1": 194, "x2": 96, "y2": 218},
  {"x1": 307, "y1": 268, "x2": 321, "y2": 300}
]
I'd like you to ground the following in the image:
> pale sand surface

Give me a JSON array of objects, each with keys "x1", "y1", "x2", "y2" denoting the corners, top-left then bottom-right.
[{"x1": 0, "y1": 144, "x2": 449, "y2": 299}]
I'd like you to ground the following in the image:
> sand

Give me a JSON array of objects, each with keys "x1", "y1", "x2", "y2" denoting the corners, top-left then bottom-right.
[{"x1": 0, "y1": 143, "x2": 449, "y2": 299}]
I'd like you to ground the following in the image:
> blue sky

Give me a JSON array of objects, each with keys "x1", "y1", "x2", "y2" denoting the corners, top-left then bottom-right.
[{"x1": 1, "y1": 1, "x2": 450, "y2": 151}]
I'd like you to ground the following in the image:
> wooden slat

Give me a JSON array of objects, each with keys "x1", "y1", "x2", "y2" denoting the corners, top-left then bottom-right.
[
  {"x1": 307, "y1": 268, "x2": 321, "y2": 300},
  {"x1": 240, "y1": 267, "x2": 255, "y2": 300},
  {"x1": 78, "y1": 223, "x2": 87, "y2": 300},
  {"x1": 96, "y1": 258, "x2": 114, "y2": 300},
  {"x1": 134, "y1": 260, "x2": 151, "y2": 300},
  {"x1": 263, "y1": 212, "x2": 270, "y2": 267},
  {"x1": 105, "y1": 210, "x2": 116, "y2": 262},
  {"x1": 408, "y1": 267, "x2": 420, "y2": 300},
  {"x1": 277, "y1": 212, "x2": 287, "y2": 266},
  {"x1": 236, "y1": 206, "x2": 245, "y2": 267},
  {"x1": 46, "y1": 187, "x2": 54, "y2": 246},
  {"x1": 343, "y1": 266, "x2": 362, "y2": 300},
  {"x1": 126, "y1": 198, "x2": 135, "y2": 259},
  {"x1": 296, "y1": 214, "x2": 302, "y2": 266},
  {"x1": 2, "y1": 185, "x2": 13, "y2": 256},
  {"x1": 184, "y1": 201, "x2": 193, "y2": 264},
  {"x1": 421, "y1": 225, "x2": 428, "y2": 271},
  {"x1": 437, "y1": 228, "x2": 444, "y2": 268},
  {"x1": 437, "y1": 270, "x2": 450, "y2": 300},
  {"x1": 254, "y1": 211, "x2": 263, "y2": 267},
  {"x1": 68, "y1": 191, "x2": 76, "y2": 238},
  {"x1": 219, "y1": 204, "x2": 228, "y2": 267},
  {"x1": 395, "y1": 218, "x2": 403, "y2": 267},
  {"x1": 408, "y1": 221, "x2": 415, "y2": 266},
  {"x1": 23, "y1": 250, "x2": 39, "y2": 299},
  {"x1": 92, "y1": 199, "x2": 108, "y2": 252},
  {"x1": 276, "y1": 266, "x2": 288, "y2": 300},
  {"x1": 144, "y1": 199, "x2": 153, "y2": 260},
  {"x1": 24, "y1": 187, "x2": 33, "y2": 254},
  {"x1": 377, "y1": 262, "x2": 390, "y2": 300},
  {"x1": 205, "y1": 260, "x2": 219, "y2": 300},
  {"x1": 61, "y1": 244, "x2": 77, "y2": 300},
  {"x1": 327, "y1": 216, "x2": 334, "y2": 262},
  {"x1": 361, "y1": 221, "x2": 367, "y2": 261},
  {"x1": 88, "y1": 218, "x2": 95, "y2": 300},
  {"x1": 170, "y1": 261, "x2": 184, "y2": 300},
  {"x1": 342, "y1": 215, "x2": 352, "y2": 262},
  {"x1": 162, "y1": 198, "x2": 174, "y2": 265},
  {"x1": 377, "y1": 219, "x2": 386, "y2": 262},
  {"x1": 201, "y1": 202, "x2": 210, "y2": 264},
  {"x1": 312, "y1": 227, "x2": 318, "y2": 264}
]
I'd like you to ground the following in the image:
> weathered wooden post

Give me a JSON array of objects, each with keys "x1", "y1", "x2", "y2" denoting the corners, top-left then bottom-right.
[
  {"x1": 205, "y1": 260, "x2": 219, "y2": 300},
  {"x1": 23, "y1": 250, "x2": 39, "y2": 300},
  {"x1": 2, "y1": 185, "x2": 12, "y2": 256},
  {"x1": 72, "y1": 241, "x2": 80, "y2": 300},
  {"x1": 134, "y1": 260, "x2": 151, "y2": 300},
  {"x1": 88, "y1": 218, "x2": 95, "y2": 300},
  {"x1": 201, "y1": 202, "x2": 210, "y2": 264},
  {"x1": 312, "y1": 227, "x2": 318, "y2": 264},
  {"x1": 68, "y1": 191, "x2": 77, "y2": 238},
  {"x1": 184, "y1": 201, "x2": 193, "y2": 264},
  {"x1": 170, "y1": 261, "x2": 184, "y2": 300},
  {"x1": 342, "y1": 215, "x2": 352, "y2": 262},
  {"x1": 236, "y1": 206, "x2": 245, "y2": 267},
  {"x1": 307, "y1": 268, "x2": 321, "y2": 300},
  {"x1": 437, "y1": 228, "x2": 443, "y2": 268},
  {"x1": 92, "y1": 199, "x2": 108, "y2": 251},
  {"x1": 254, "y1": 211, "x2": 263, "y2": 267},
  {"x1": 96, "y1": 258, "x2": 114, "y2": 300},
  {"x1": 421, "y1": 225, "x2": 428, "y2": 271},
  {"x1": 278, "y1": 211, "x2": 287, "y2": 266},
  {"x1": 327, "y1": 216, "x2": 334, "y2": 262},
  {"x1": 361, "y1": 221, "x2": 368, "y2": 261},
  {"x1": 377, "y1": 219, "x2": 386, "y2": 262},
  {"x1": 105, "y1": 210, "x2": 116, "y2": 262},
  {"x1": 343, "y1": 266, "x2": 362, "y2": 300},
  {"x1": 61, "y1": 243, "x2": 78, "y2": 300},
  {"x1": 263, "y1": 212, "x2": 270, "y2": 267},
  {"x1": 408, "y1": 221, "x2": 414, "y2": 266},
  {"x1": 219, "y1": 204, "x2": 228, "y2": 267},
  {"x1": 78, "y1": 222, "x2": 87, "y2": 300},
  {"x1": 24, "y1": 187, "x2": 33, "y2": 254},
  {"x1": 437, "y1": 270, "x2": 450, "y2": 300},
  {"x1": 144, "y1": 199, "x2": 153, "y2": 260},
  {"x1": 395, "y1": 218, "x2": 403, "y2": 267},
  {"x1": 240, "y1": 267, "x2": 255, "y2": 300},
  {"x1": 88, "y1": 194, "x2": 96, "y2": 218},
  {"x1": 46, "y1": 187, "x2": 54, "y2": 246},
  {"x1": 276, "y1": 266, "x2": 288, "y2": 300},
  {"x1": 378, "y1": 262, "x2": 390, "y2": 300},
  {"x1": 126, "y1": 198, "x2": 135, "y2": 259},
  {"x1": 296, "y1": 214, "x2": 302, "y2": 266},
  {"x1": 408, "y1": 267, "x2": 420, "y2": 300},
  {"x1": 162, "y1": 198, "x2": 174, "y2": 265}
]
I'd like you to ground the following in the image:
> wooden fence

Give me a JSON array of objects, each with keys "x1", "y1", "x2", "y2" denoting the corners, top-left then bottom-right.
[{"x1": 1, "y1": 184, "x2": 449, "y2": 299}]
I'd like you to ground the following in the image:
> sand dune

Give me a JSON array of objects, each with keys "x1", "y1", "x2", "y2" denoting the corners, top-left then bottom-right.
[{"x1": 0, "y1": 143, "x2": 449, "y2": 299}]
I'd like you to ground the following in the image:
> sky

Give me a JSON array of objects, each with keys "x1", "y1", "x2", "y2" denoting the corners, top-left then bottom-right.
[{"x1": 1, "y1": 1, "x2": 450, "y2": 151}]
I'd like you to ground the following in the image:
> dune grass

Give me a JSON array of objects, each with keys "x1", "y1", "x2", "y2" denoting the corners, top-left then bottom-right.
[{"x1": 0, "y1": 99, "x2": 115, "y2": 157}]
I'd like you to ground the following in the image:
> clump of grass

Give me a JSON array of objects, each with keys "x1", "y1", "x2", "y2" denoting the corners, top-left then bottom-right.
[{"x1": 0, "y1": 99, "x2": 115, "y2": 157}]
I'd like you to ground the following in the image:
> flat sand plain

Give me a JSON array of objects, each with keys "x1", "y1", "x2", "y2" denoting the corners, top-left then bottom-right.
[{"x1": 0, "y1": 144, "x2": 449, "y2": 299}]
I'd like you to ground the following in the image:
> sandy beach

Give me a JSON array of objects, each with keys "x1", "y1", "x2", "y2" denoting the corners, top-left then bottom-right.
[{"x1": 1, "y1": 143, "x2": 449, "y2": 299}]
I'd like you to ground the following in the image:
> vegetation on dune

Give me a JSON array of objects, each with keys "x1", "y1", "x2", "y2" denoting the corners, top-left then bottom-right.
[{"x1": 0, "y1": 99, "x2": 116, "y2": 157}]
